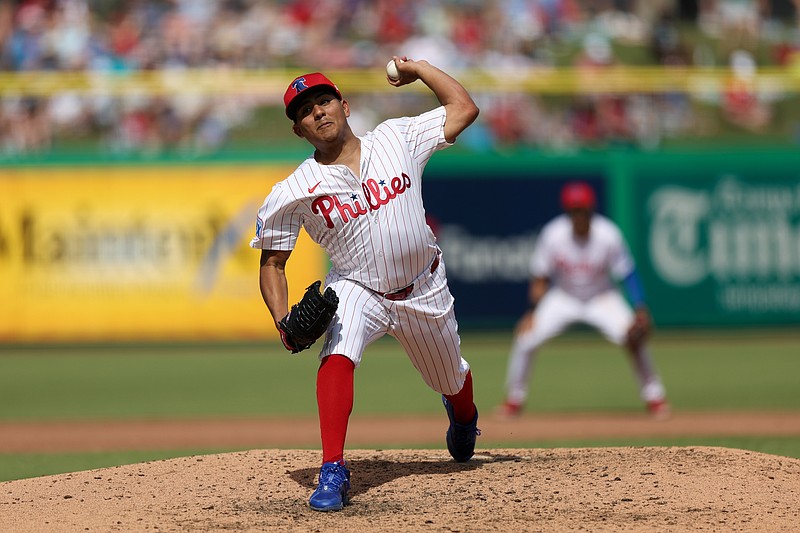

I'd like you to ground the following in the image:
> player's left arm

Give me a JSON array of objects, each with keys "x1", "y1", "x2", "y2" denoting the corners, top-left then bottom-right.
[
  {"x1": 608, "y1": 223, "x2": 647, "y2": 311},
  {"x1": 608, "y1": 221, "x2": 652, "y2": 345},
  {"x1": 621, "y1": 268, "x2": 652, "y2": 346},
  {"x1": 388, "y1": 57, "x2": 479, "y2": 143},
  {"x1": 621, "y1": 269, "x2": 647, "y2": 311}
]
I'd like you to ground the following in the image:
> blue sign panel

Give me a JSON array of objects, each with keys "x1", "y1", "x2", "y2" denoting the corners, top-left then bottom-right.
[{"x1": 423, "y1": 173, "x2": 606, "y2": 328}]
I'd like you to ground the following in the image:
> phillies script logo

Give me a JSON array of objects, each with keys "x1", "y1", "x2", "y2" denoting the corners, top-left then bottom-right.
[
  {"x1": 554, "y1": 256, "x2": 605, "y2": 277},
  {"x1": 311, "y1": 173, "x2": 412, "y2": 228}
]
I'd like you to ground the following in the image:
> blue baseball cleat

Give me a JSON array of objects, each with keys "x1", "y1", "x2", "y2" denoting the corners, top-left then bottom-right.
[
  {"x1": 308, "y1": 460, "x2": 351, "y2": 512},
  {"x1": 442, "y1": 396, "x2": 481, "y2": 462}
]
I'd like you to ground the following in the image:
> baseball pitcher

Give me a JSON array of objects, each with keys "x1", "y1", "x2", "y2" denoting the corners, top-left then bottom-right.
[{"x1": 250, "y1": 58, "x2": 480, "y2": 512}]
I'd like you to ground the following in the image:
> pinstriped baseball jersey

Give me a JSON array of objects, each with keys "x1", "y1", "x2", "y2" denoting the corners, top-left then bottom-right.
[
  {"x1": 250, "y1": 106, "x2": 450, "y2": 293},
  {"x1": 531, "y1": 213, "x2": 635, "y2": 301}
]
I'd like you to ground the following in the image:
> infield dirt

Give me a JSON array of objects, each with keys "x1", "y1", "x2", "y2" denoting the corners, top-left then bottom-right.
[
  {"x1": 2, "y1": 446, "x2": 800, "y2": 532},
  {"x1": 2, "y1": 411, "x2": 800, "y2": 532}
]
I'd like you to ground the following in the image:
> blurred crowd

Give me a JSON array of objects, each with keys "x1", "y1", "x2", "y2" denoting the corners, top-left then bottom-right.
[{"x1": 0, "y1": 0, "x2": 799, "y2": 157}]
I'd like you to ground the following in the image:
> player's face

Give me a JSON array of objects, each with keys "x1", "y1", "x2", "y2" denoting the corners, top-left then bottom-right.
[
  {"x1": 567, "y1": 208, "x2": 592, "y2": 238},
  {"x1": 292, "y1": 90, "x2": 349, "y2": 144}
]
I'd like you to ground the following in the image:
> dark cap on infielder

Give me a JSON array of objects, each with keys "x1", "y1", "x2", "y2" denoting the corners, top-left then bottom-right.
[{"x1": 283, "y1": 72, "x2": 343, "y2": 120}]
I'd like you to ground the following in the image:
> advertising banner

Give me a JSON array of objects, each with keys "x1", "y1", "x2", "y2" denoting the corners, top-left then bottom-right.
[
  {"x1": 0, "y1": 165, "x2": 325, "y2": 341},
  {"x1": 635, "y1": 166, "x2": 800, "y2": 326}
]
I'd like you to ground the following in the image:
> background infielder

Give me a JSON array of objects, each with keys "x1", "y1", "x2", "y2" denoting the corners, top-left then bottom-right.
[
  {"x1": 250, "y1": 58, "x2": 480, "y2": 512},
  {"x1": 498, "y1": 181, "x2": 670, "y2": 419}
]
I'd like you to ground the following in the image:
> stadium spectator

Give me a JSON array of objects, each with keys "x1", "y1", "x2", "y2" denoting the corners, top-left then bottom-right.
[{"x1": 0, "y1": 0, "x2": 796, "y2": 156}]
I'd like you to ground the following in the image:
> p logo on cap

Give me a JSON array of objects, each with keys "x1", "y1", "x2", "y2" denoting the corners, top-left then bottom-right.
[
  {"x1": 290, "y1": 77, "x2": 310, "y2": 93},
  {"x1": 283, "y1": 72, "x2": 343, "y2": 120}
]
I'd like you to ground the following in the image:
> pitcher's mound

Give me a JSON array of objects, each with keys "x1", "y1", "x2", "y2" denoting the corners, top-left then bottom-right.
[{"x1": 2, "y1": 447, "x2": 799, "y2": 532}]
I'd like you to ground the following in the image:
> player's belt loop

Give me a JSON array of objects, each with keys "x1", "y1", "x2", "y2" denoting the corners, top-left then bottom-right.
[{"x1": 382, "y1": 254, "x2": 440, "y2": 301}]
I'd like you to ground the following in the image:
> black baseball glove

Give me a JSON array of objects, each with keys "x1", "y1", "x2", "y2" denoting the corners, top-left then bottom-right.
[{"x1": 278, "y1": 281, "x2": 339, "y2": 353}]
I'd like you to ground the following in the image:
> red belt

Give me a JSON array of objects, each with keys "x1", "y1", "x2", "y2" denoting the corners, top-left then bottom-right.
[{"x1": 382, "y1": 255, "x2": 440, "y2": 301}]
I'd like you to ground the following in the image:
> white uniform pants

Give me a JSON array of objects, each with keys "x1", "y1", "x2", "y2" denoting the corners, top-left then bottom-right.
[
  {"x1": 505, "y1": 287, "x2": 665, "y2": 405},
  {"x1": 319, "y1": 257, "x2": 470, "y2": 396}
]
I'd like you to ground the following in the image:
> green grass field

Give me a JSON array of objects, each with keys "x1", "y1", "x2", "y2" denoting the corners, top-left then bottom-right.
[{"x1": 1, "y1": 328, "x2": 799, "y2": 481}]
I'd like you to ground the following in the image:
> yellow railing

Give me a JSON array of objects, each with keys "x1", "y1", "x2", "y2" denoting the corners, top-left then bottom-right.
[{"x1": 1, "y1": 65, "x2": 799, "y2": 97}]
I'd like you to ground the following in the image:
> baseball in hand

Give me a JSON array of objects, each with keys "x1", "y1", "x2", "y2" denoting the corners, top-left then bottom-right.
[{"x1": 386, "y1": 58, "x2": 402, "y2": 81}]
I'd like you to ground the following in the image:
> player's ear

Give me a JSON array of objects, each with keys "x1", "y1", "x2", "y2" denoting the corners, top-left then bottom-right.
[
  {"x1": 292, "y1": 122, "x2": 304, "y2": 138},
  {"x1": 341, "y1": 99, "x2": 350, "y2": 118}
]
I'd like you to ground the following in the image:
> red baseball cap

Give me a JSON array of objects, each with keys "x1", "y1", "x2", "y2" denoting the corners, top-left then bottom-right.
[
  {"x1": 283, "y1": 72, "x2": 343, "y2": 120},
  {"x1": 561, "y1": 181, "x2": 596, "y2": 211}
]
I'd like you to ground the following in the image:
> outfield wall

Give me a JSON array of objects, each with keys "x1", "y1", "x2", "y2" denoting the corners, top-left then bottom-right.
[
  {"x1": 424, "y1": 148, "x2": 800, "y2": 328},
  {"x1": 0, "y1": 164, "x2": 325, "y2": 342},
  {"x1": 1, "y1": 148, "x2": 798, "y2": 341},
  {"x1": 620, "y1": 151, "x2": 800, "y2": 327}
]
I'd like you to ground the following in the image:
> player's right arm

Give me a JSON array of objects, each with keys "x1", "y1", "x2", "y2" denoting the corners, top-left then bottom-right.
[
  {"x1": 515, "y1": 276, "x2": 549, "y2": 335},
  {"x1": 259, "y1": 249, "x2": 292, "y2": 329},
  {"x1": 389, "y1": 58, "x2": 479, "y2": 143},
  {"x1": 529, "y1": 276, "x2": 550, "y2": 309}
]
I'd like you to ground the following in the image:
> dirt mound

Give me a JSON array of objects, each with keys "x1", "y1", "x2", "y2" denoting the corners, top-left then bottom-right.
[{"x1": 2, "y1": 447, "x2": 799, "y2": 532}]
